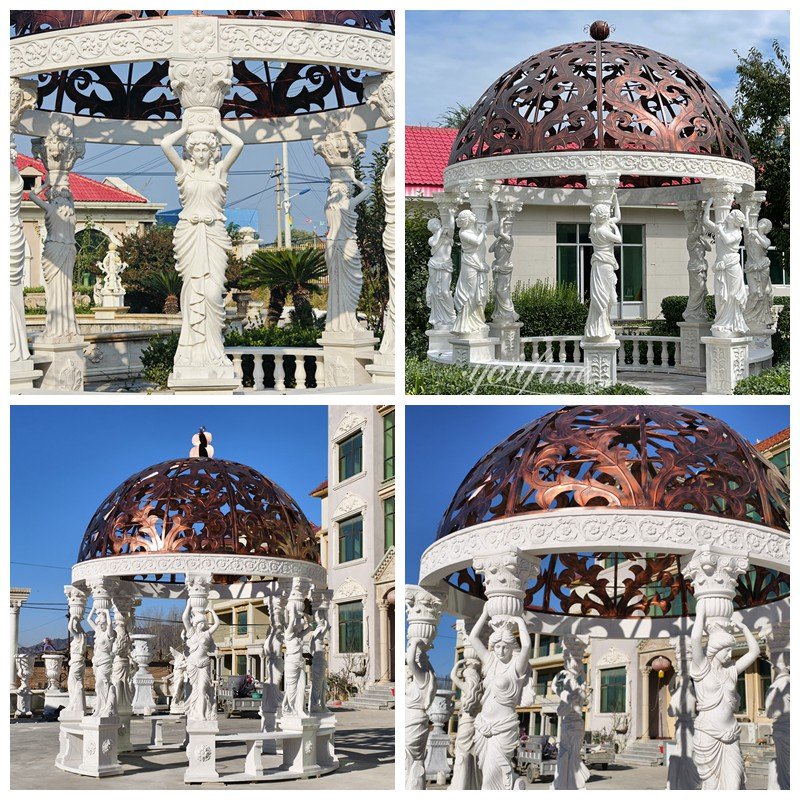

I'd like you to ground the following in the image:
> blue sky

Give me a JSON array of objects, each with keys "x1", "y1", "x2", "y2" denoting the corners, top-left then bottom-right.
[
  {"x1": 406, "y1": 10, "x2": 790, "y2": 125},
  {"x1": 11, "y1": 405, "x2": 327, "y2": 646},
  {"x1": 406, "y1": 404, "x2": 789, "y2": 675}
]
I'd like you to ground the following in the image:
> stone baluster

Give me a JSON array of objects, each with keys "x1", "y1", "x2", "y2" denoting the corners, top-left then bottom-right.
[
  {"x1": 272, "y1": 354, "x2": 285, "y2": 391},
  {"x1": 665, "y1": 634, "x2": 700, "y2": 789},
  {"x1": 425, "y1": 685, "x2": 454, "y2": 783},
  {"x1": 425, "y1": 191, "x2": 458, "y2": 357},
  {"x1": 760, "y1": 621, "x2": 789, "y2": 790},
  {"x1": 405, "y1": 585, "x2": 444, "y2": 790},
  {"x1": 738, "y1": 189, "x2": 775, "y2": 348},
  {"x1": 252, "y1": 353, "x2": 265, "y2": 390}
]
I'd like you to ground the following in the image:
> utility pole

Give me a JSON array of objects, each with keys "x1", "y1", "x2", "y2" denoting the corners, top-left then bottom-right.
[
  {"x1": 272, "y1": 157, "x2": 282, "y2": 248},
  {"x1": 282, "y1": 141, "x2": 292, "y2": 248}
]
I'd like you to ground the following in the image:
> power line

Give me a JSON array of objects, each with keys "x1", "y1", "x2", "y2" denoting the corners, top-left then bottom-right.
[{"x1": 11, "y1": 561, "x2": 70, "y2": 571}]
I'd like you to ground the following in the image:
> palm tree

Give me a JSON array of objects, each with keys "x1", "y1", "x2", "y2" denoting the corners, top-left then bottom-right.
[
  {"x1": 243, "y1": 247, "x2": 326, "y2": 327},
  {"x1": 143, "y1": 269, "x2": 183, "y2": 314}
]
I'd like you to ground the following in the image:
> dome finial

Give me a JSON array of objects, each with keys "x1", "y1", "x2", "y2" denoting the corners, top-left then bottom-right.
[
  {"x1": 189, "y1": 427, "x2": 214, "y2": 458},
  {"x1": 587, "y1": 20, "x2": 612, "y2": 41}
]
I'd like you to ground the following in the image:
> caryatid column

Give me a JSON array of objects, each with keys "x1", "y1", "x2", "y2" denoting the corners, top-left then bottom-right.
[
  {"x1": 488, "y1": 196, "x2": 524, "y2": 361},
  {"x1": 676, "y1": 200, "x2": 712, "y2": 370},
  {"x1": 363, "y1": 72, "x2": 396, "y2": 382},
  {"x1": 426, "y1": 192, "x2": 458, "y2": 358},
  {"x1": 405, "y1": 585, "x2": 444, "y2": 790},
  {"x1": 739, "y1": 190, "x2": 775, "y2": 349},
  {"x1": 314, "y1": 129, "x2": 378, "y2": 387},
  {"x1": 450, "y1": 180, "x2": 499, "y2": 366},
  {"x1": 309, "y1": 589, "x2": 333, "y2": 714},
  {"x1": 261, "y1": 581, "x2": 285, "y2": 753},
  {"x1": 10, "y1": 588, "x2": 30, "y2": 690},
  {"x1": 110, "y1": 584, "x2": 136, "y2": 752},
  {"x1": 665, "y1": 634, "x2": 700, "y2": 789},
  {"x1": 685, "y1": 546, "x2": 758, "y2": 790},
  {"x1": 29, "y1": 116, "x2": 86, "y2": 392},
  {"x1": 760, "y1": 621, "x2": 789, "y2": 790},
  {"x1": 10, "y1": 78, "x2": 40, "y2": 391}
]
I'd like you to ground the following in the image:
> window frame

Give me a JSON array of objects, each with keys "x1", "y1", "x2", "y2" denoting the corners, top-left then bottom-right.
[
  {"x1": 383, "y1": 495, "x2": 395, "y2": 551},
  {"x1": 599, "y1": 665, "x2": 627, "y2": 713},
  {"x1": 338, "y1": 430, "x2": 364, "y2": 483},
  {"x1": 337, "y1": 600, "x2": 364, "y2": 654},
  {"x1": 383, "y1": 410, "x2": 395, "y2": 481},
  {"x1": 338, "y1": 513, "x2": 364, "y2": 564}
]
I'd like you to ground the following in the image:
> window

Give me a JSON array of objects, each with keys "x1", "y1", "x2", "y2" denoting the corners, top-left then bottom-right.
[
  {"x1": 338, "y1": 601, "x2": 363, "y2": 653},
  {"x1": 236, "y1": 654, "x2": 247, "y2": 675},
  {"x1": 770, "y1": 448, "x2": 789, "y2": 476},
  {"x1": 338, "y1": 514, "x2": 363, "y2": 563},
  {"x1": 384, "y1": 496, "x2": 395, "y2": 551},
  {"x1": 599, "y1": 666, "x2": 627, "y2": 713},
  {"x1": 236, "y1": 610, "x2": 247, "y2": 635},
  {"x1": 383, "y1": 410, "x2": 395, "y2": 480},
  {"x1": 338, "y1": 431, "x2": 363, "y2": 481},
  {"x1": 758, "y1": 658, "x2": 773, "y2": 708}
]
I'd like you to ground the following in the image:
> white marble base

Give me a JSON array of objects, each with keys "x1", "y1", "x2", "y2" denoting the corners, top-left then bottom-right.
[
  {"x1": 131, "y1": 673, "x2": 157, "y2": 715},
  {"x1": 260, "y1": 709, "x2": 279, "y2": 755},
  {"x1": 55, "y1": 719, "x2": 84, "y2": 772},
  {"x1": 185, "y1": 718, "x2": 220, "y2": 783},
  {"x1": 43, "y1": 689, "x2": 70, "y2": 717},
  {"x1": 32, "y1": 338, "x2": 85, "y2": 392},
  {"x1": 10, "y1": 358, "x2": 42, "y2": 391},
  {"x1": 450, "y1": 331, "x2": 499, "y2": 366},
  {"x1": 677, "y1": 321, "x2": 711, "y2": 370},
  {"x1": 365, "y1": 357, "x2": 395, "y2": 384},
  {"x1": 701, "y1": 336, "x2": 751, "y2": 395},
  {"x1": 488, "y1": 322, "x2": 523, "y2": 362},
  {"x1": 318, "y1": 331, "x2": 378, "y2": 386},
  {"x1": 581, "y1": 338, "x2": 620, "y2": 388},
  {"x1": 78, "y1": 714, "x2": 123, "y2": 777},
  {"x1": 168, "y1": 374, "x2": 240, "y2": 394},
  {"x1": 313, "y1": 712, "x2": 338, "y2": 769},
  {"x1": 280, "y1": 715, "x2": 322, "y2": 775},
  {"x1": 94, "y1": 305, "x2": 129, "y2": 321},
  {"x1": 424, "y1": 729, "x2": 452, "y2": 782},
  {"x1": 426, "y1": 328, "x2": 454, "y2": 359}
]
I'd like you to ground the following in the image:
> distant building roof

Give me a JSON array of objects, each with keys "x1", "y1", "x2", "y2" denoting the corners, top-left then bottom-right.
[
  {"x1": 756, "y1": 427, "x2": 790, "y2": 453},
  {"x1": 405, "y1": 126, "x2": 457, "y2": 198},
  {"x1": 18, "y1": 153, "x2": 148, "y2": 204},
  {"x1": 309, "y1": 479, "x2": 328, "y2": 497}
]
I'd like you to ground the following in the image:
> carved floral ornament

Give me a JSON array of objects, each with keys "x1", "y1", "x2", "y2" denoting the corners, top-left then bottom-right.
[
  {"x1": 332, "y1": 492, "x2": 368, "y2": 521},
  {"x1": 332, "y1": 409, "x2": 367, "y2": 440}
]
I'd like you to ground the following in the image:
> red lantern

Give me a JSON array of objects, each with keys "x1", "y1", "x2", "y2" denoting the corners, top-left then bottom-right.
[{"x1": 652, "y1": 656, "x2": 671, "y2": 679}]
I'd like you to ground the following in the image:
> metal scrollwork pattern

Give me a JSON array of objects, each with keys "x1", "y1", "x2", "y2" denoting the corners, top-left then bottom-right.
[
  {"x1": 78, "y1": 458, "x2": 320, "y2": 570},
  {"x1": 437, "y1": 406, "x2": 789, "y2": 537},
  {"x1": 449, "y1": 36, "x2": 751, "y2": 185}
]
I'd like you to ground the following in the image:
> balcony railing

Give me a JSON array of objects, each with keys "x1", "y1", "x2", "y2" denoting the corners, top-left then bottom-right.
[{"x1": 226, "y1": 347, "x2": 325, "y2": 391}]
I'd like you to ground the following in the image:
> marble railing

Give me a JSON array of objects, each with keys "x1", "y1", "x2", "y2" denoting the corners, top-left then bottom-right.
[
  {"x1": 618, "y1": 335, "x2": 681, "y2": 371},
  {"x1": 226, "y1": 347, "x2": 325, "y2": 391},
  {"x1": 520, "y1": 336, "x2": 584, "y2": 364}
]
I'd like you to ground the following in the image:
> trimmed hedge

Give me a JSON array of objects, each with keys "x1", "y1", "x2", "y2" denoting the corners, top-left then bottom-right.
[
  {"x1": 491, "y1": 280, "x2": 587, "y2": 338},
  {"x1": 773, "y1": 295, "x2": 789, "y2": 364},
  {"x1": 659, "y1": 295, "x2": 716, "y2": 335},
  {"x1": 734, "y1": 362, "x2": 789, "y2": 395},
  {"x1": 405, "y1": 356, "x2": 647, "y2": 396}
]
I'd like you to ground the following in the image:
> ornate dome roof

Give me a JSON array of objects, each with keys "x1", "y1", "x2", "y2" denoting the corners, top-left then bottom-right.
[
  {"x1": 448, "y1": 21, "x2": 751, "y2": 182},
  {"x1": 79, "y1": 457, "x2": 319, "y2": 568},
  {"x1": 438, "y1": 406, "x2": 789, "y2": 538}
]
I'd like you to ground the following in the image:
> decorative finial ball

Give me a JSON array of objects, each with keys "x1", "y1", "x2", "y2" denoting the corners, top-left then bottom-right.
[
  {"x1": 589, "y1": 20, "x2": 611, "y2": 41},
  {"x1": 189, "y1": 429, "x2": 214, "y2": 459}
]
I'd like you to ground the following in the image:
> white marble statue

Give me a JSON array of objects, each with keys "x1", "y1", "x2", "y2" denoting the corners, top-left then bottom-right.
[
  {"x1": 448, "y1": 635, "x2": 483, "y2": 790},
  {"x1": 282, "y1": 578, "x2": 311, "y2": 719},
  {"x1": 426, "y1": 211, "x2": 457, "y2": 330},
  {"x1": 552, "y1": 635, "x2": 591, "y2": 790},
  {"x1": 666, "y1": 637, "x2": 700, "y2": 789},
  {"x1": 453, "y1": 209, "x2": 490, "y2": 335},
  {"x1": 111, "y1": 602, "x2": 134, "y2": 713},
  {"x1": 743, "y1": 218, "x2": 774, "y2": 333},
  {"x1": 406, "y1": 635, "x2": 437, "y2": 789},
  {"x1": 263, "y1": 596, "x2": 285, "y2": 715},
  {"x1": 182, "y1": 600, "x2": 220, "y2": 721},
  {"x1": 15, "y1": 652, "x2": 33, "y2": 717},
  {"x1": 488, "y1": 198, "x2": 520, "y2": 325},
  {"x1": 65, "y1": 587, "x2": 87, "y2": 715},
  {"x1": 309, "y1": 600, "x2": 331, "y2": 714},
  {"x1": 88, "y1": 605, "x2": 116, "y2": 717},
  {"x1": 160, "y1": 120, "x2": 243, "y2": 373},
  {"x1": 168, "y1": 646, "x2": 188, "y2": 709},
  {"x1": 690, "y1": 604, "x2": 760, "y2": 789},
  {"x1": 95, "y1": 242, "x2": 128, "y2": 301},
  {"x1": 585, "y1": 194, "x2": 622, "y2": 341},
  {"x1": 468, "y1": 609, "x2": 531, "y2": 790},
  {"x1": 703, "y1": 197, "x2": 747, "y2": 338},
  {"x1": 763, "y1": 625, "x2": 789, "y2": 791},
  {"x1": 682, "y1": 203, "x2": 712, "y2": 322}
]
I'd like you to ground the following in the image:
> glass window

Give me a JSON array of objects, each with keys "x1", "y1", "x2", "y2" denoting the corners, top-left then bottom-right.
[
  {"x1": 338, "y1": 601, "x2": 363, "y2": 653},
  {"x1": 600, "y1": 666, "x2": 627, "y2": 713},
  {"x1": 538, "y1": 635, "x2": 553, "y2": 658},
  {"x1": 557, "y1": 245, "x2": 578, "y2": 287},
  {"x1": 384, "y1": 496, "x2": 395, "y2": 551},
  {"x1": 621, "y1": 246, "x2": 644, "y2": 302},
  {"x1": 236, "y1": 610, "x2": 247, "y2": 635},
  {"x1": 236, "y1": 654, "x2": 247, "y2": 675},
  {"x1": 338, "y1": 431, "x2": 363, "y2": 481},
  {"x1": 383, "y1": 411, "x2": 395, "y2": 480},
  {"x1": 338, "y1": 514, "x2": 363, "y2": 563},
  {"x1": 556, "y1": 222, "x2": 577, "y2": 243},
  {"x1": 770, "y1": 448, "x2": 789, "y2": 476}
]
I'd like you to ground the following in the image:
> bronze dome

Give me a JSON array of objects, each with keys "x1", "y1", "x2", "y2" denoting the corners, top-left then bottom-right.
[
  {"x1": 79, "y1": 457, "x2": 319, "y2": 567},
  {"x1": 449, "y1": 25, "x2": 751, "y2": 186},
  {"x1": 438, "y1": 406, "x2": 789, "y2": 538}
]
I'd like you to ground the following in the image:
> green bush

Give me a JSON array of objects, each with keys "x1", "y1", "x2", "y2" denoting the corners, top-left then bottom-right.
[
  {"x1": 26, "y1": 303, "x2": 93, "y2": 316},
  {"x1": 772, "y1": 295, "x2": 789, "y2": 363},
  {"x1": 659, "y1": 295, "x2": 716, "y2": 335},
  {"x1": 140, "y1": 332, "x2": 179, "y2": 389},
  {"x1": 405, "y1": 202, "x2": 440, "y2": 359},
  {"x1": 405, "y1": 357, "x2": 647, "y2": 396},
  {"x1": 497, "y1": 280, "x2": 588, "y2": 338},
  {"x1": 224, "y1": 323, "x2": 322, "y2": 348},
  {"x1": 23, "y1": 286, "x2": 44, "y2": 294},
  {"x1": 734, "y1": 362, "x2": 789, "y2": 395}
]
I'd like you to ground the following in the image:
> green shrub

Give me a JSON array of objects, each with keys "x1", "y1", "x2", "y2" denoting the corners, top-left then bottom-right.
[
  {"x1": 224, "y1": 323, "x2": 322, "y2": 348},
  {"x1": 405, "y1": 356, "x2": 647, "y2": 396},
  {"x1": 772, "y1": 295, "x2": 789, "y2": 364},
  {"x1": 26, "y1": 304, "x2": 93, "y2": 316},
  {"x1": 405, "y1": 202, "x2": 439, "y2": 360},
  {"x1": 23, "y1": 286, "x2": 44, "y2": 294},
  {"x1": 734, "y1": 362, "x2": 789, "y2": 395},
  {"x1": 660, "y1": 295, "x2": 716, "y2": 335},
  {"x1": 140, "y1": 332, "x2": 178, "y2": 389},
  {"x1": 496, "y1": 280, "x2": 588, "y2": 338}
]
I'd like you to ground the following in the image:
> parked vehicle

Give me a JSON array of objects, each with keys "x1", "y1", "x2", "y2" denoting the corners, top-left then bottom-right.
[{"x1": 514, "y1": 735, "x2": 557, "y2": 782}]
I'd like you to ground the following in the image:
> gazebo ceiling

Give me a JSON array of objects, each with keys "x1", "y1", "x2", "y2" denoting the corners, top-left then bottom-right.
[{"x1": 447, "y1": 21, "x2": 751, "y2": 189}]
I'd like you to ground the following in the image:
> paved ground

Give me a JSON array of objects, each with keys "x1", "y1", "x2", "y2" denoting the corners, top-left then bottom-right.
[
  {"x1": 10, "y1": 707, "x2": 394, "y2": 790},
  {"x1": 618, "y1": 370, "x2": 707, "y2": 394}
]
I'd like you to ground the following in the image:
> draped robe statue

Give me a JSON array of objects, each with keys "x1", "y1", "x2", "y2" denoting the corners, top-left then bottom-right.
[
  {"x1": 182, "y1": 600, "x2": 220, "y2": 721},
  {"x1": 585, "y1": 195, "x2": 622, "y2": 340}
]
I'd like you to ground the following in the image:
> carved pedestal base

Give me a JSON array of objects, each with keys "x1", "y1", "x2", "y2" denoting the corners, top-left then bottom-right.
[
  {"x1": 677, "y1": 321, "x2": 711, "y2": 370},
  {"x1": 488, "y1": 322, "x2": 523, "y2": 362},
  {"x1": 117, "y1": 712, "x2": 132, "y2": 753},
  {"x1": 701, "y1": 336, "x2": 751, "y2": 395},
  {"x1": 366, "y1": 352, "x2": 395, "y2": 384},
  {"x1": 10, "y1": 358, "x2": 42, "y2": 392},
  {"x1": 450, "y1": 331, "x2": 499, "y2": 366},
  {"x1": 94, "y1": 305, "x2": 129, "y2": 321},
  {"x1": 426, "y1": 328, "x2": 454, "y2": 359},
  {"x1": 131, "y1": 673, "x2": 157, "y2": 715},
  {"x1": 581, "y1": 339, "x2": 620, "y2": 387},
  {"x1": 424, "y1": 728, "x2": 452, "y2": 783},
  {"x1": 313, "y1": 712, "x2": 338, "y2": 769},
  {"x1": 44, "y1": 689, "x2": 70, "y2": 718},
  {"x1": 260, "y1": 708, "x2": 278, "y2": 755},
  {"x1": 281, "y1": 715, "x2": 322, "y2": 775},
  {"x1": 55, "y1": 719, "x2": 84, "y2": 772},
  {"x1": 78, "y1": 715, "x2": 123, "y2": 777},
  {"x1": 32, "y1": 338, "x2": 85, "y2": 392},
  {"x1": 184, "y1": 718, "x2": 220, "y2": 783},
  {"x1": 168, "y1": 364, "x2": 239, "y2": 395},
  {"x1": 317, "y1": 331, "x2": 379, "y2": 386}
]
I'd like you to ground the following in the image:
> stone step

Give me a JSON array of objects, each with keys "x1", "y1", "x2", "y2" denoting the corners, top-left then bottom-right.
[{"x1": 345, "y1": 698, "x2": 394, "y2": 710}]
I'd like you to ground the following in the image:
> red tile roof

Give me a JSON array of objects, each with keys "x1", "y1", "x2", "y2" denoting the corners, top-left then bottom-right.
[
  {"x1": 309, "y1": 479, "x2": 328, "y2": 497},
  {"x1": 755, "y1": 427, "x2": 790, "y2": 453},
  {"x1": 18, "y1": 153, "x2": 148, "y2": 204},
  {"x1": 406, "y1": 126, "x2": 457, "y2": 197}
]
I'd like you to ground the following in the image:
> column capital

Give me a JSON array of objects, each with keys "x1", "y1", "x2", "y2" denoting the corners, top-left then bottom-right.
[
  {"x1": 64, "y1": 584, "x2": 87, "y2": 614},
  {"x1": 31, "y1": 116, "x2": 85, "y2": 186},
  {"x1": 313, "y1": 128, "x2": 364, "y2": 175},
  {"x1": 703, "y1": 179, "x2": 742, "y2": 212},
  {"x1": 684, "y1": 546, "x2": 748, "y2": 602},
  {"x1": 362, "y1": 72, "x2": 395, "y2": 125},
  {"x1": 431, "y1": 190, "x2": 458, "y2": 213},
  {"x1": 168, "y1": 55, "x2": 232, "y2": 111},
  {"x1": 10, "y1": 77, "x2": 37, "y2": 131},
  {"x1": 587, "y1": 172, "x2": 620, "y2": 204},
  {"x1": 473, "y1": 550, "x2": 540, "y2": 599},
  {"x1": 10, "y1": 588, "x2": 30, "y2": 610},
  {"x1": 456, "y1": 179, "x2": 494, "y2": 209},
  {"x1": 496, "y1": 196, "x2": 524, "y2": 216},
  {"x1": 759, "y1": 620, "x2": 790, "y2": 658},
  {"x1": 406, "y1": 584, "x2": 444, "y2": 644}
]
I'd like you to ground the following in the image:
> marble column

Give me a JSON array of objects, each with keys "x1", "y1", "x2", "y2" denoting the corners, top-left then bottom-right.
[
  {"x1": 10, "y1": 588, "x2": 30, "y2": 690},
  {"x1": 676, "y1": 200, "x2": 712, "y2": 370},
  {"x1": 640, "y1": 666, "x2": 651, "y2": 740},
  {"x1": 665, "y1": 634, "x2": 700, "y2": 789},
  {"x1": 426, "y1": 192, "x2": 458, "y2": 357},
  {"x1": 760, "y1": 621, "x2": 789, "y2": 790},
  {"x1": 261, "y1": 582, "x2": 285, "y2": 754},
  {"x1": 378, "y1": 599, "x2": 391, "y2": 684},
  {"x1": 314, "y1": 129, "x2": 378, "y2": 386},
  {"x1": 110, "y1": 584, "x2": 135, "y2": 751},
  {"x1": 164, "y1": 55, "x2": 240, "y2": 394},
  {"x1": 29, "y1": 115, "x2": 86, "y2": 392},
  {"x1": 739, "y1": 190, "x2": 775, "y2": 350},
  {"x1": 405, "y1": 585, "x2": 444, "y2": 790},
  {"x1": 10, "y1": 78, "x2": 41, "y2": 390},
  {"x1": 581, "y1": 172, "x2": 621, "y2": 386},
  {"x1": 364, "y1": 72, "x2": 395, "y2": 383},
  {"x1": 488, "y1": 197, "x2": 524, "y2": 361}
]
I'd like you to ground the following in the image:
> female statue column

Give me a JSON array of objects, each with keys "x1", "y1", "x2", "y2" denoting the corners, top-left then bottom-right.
[
  {"x1": 448, "y1": 620, "x2": 482, "y2": 790},
  {"x1": 405, "y1": 585, "x2": 443, "y2": 790},
  {"x1": 488, "y1": 197, "x2": 521, "y2": 325},
  {"x1": 87, "y1": 586, "x2": 116, "y2": 718},
  {"x1": 111, "y1": 594, "x2": 134, "y2": 715},
  {"x1": 261, "y1": 584, "x2": 285, "y2": 751},
  {"x1": 761, "y1": 622, "x2": 789, "y2": 790},
  {"x1": 584, "y1": 192, "x2": 622, "y2": 341},
  {"x1": 64, "y1": 585, "x2": 87, "y2": 718},
  {"x1": 681, "y1": 202, "x2": 712, "y2": 322},
  {"x1": 743, "y1": 217, "x2": 775, "y2": 335},
  {"x1": 182, "y1": 587, "x2": 220, "y2": 721},
  {"x1": 282, "y1": 577, "x2": 312, "y2": 719},
  {"x1": 453, "y1": 209, "x2": 490, "y2": 336},
  {"x1": 309, "y1": 592, "x2": 332, "y2": 714},
  {"x1": 426, "y1": 200, "x2": 457, "y2": 332},
  {"x1": 168, "y1": 647, "x2": 188, "y2": 711},
  {"x1": 666, "y1": 636, "x2": 700, "y2": 789}
]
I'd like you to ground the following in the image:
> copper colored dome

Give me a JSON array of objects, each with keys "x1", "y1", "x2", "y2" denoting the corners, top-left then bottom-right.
[
  {"x1": 437, "y1": 406, "x2": 789, "y2": 538},
  {"x1": 79, "y1": 457, "x2": 319, "y2": 566},
  {"x1": 449, "y1": 26, "x2": 751, "y2": 177}
]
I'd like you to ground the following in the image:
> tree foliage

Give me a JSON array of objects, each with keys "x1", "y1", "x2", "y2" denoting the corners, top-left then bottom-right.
[
  {"x1": 435, "y1": 103, "x2": 472, "y2": 129},
  {"x1": 74, "y1": 222, "x2": 109, "y2": 288},
  {"x1": 118, "y1": 224, "x2": 177, "y2": 312}
]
